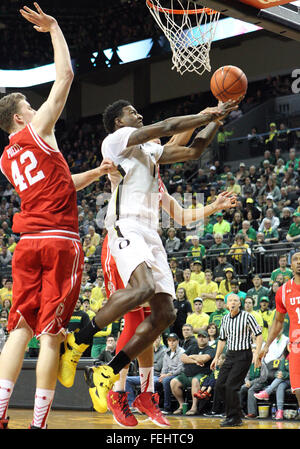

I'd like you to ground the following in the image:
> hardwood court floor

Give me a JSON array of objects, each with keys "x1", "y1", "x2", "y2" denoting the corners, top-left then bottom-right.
[{"x1": 6, "y1": 408, "x2": 300, "y2": 430}]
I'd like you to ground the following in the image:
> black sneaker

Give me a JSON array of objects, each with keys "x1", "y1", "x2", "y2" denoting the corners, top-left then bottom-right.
[{"x1": 203, "y1": 411, "x2": 224, "y2": 418}]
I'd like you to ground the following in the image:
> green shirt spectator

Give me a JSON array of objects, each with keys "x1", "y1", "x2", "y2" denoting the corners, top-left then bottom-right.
[
  {"x1": 286, "y1": 212, "x2": 300, "y2": 242},
  {"x1": 247, "y1": 273, "x2": 270, "y2": 310}
]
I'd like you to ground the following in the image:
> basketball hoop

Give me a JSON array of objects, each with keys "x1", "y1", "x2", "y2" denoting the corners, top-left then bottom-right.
[{"x1": 146, "y1": 0, "x2": 220, "y2": 76}]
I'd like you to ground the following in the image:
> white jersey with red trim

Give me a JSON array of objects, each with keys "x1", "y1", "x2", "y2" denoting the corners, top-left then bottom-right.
[{"x1": 0, "y1": 124, "x2": 78, "y2": 234}]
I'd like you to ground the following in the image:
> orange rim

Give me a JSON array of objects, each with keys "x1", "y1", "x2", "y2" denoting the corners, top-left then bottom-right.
[{"x1": 146, "y1": 0, "x2": 217, "y2": 15}]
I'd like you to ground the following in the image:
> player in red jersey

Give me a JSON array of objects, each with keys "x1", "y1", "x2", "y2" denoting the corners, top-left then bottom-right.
[
  {"x1": 261, "y1": 251, "x2": 300, "y2": 417},
  {"x1": 0, "y1": 4, "x2": 115, "y2": 430}
]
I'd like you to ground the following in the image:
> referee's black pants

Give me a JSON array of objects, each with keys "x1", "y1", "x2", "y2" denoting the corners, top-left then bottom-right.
[{"x1": 214, "y1": 349, "x2": 252, "y2": 420}]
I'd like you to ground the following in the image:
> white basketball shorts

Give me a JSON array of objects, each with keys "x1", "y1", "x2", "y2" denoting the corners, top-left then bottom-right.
[{"x1": 107, "y1": 218, "x2": 175, "y2": 299}]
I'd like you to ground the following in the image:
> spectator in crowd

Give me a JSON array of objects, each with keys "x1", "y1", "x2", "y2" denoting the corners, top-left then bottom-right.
[
  {"x1": 246, "y1": 274, "x2": 269, "y2": 310},
  {"x1": 207, "y1": 233, "x2": 230, "y2": 257},
  {"x1": 286, "y1": 212, "x2": 300, "y2": 242},
  {"x1": 190, "y1": 260, "x2": 205, "y2": 285},
  {"x1": 170, "y1": 330, "x2": 215, "y2": 415},
  {"x1": 240, "y1": 350, "x2": 268, "y2": 419},
  {"x1": 165, "y1": 228, "x2": 181, "y2": 255},
  {"x1": 243, "y1": 296, "x2": 264, "y2": 333},
  {"x1": 230, "y1": 211, "x2": 243, "y2": 238},
  {"x1": 0, "y1": 245, "x2": 12, "y2": 266},
  {"x1": 278, "y1": 208, "x2": 293, "y2": 237},
  {"x1": 169, "y1": 257, "x2": 184, "y2": 285},
  {"x1": 126, "y1": 335, "x2": 166, "y2": 409},
  {"x1": 90, "y1": 276, "x2": 105, "y2": 312},
  {"x1": 213, "y1": 253, "x2": 235, "y2": 284},
  {"x1": 198, "y1": 269, "x2": 219, "y2": 314},
  {"x1": 260, "y1": 218, "x2": 279, "y2": 244},
  {"x1": 0, "y1": 278, "x2": 12, "y2": 307},
  {"x1": 186, "y1": 298, "x2": 210, "y2": 336},
  {"x1": 171, "y1": 287, "x2": 193, "y2": 339},
  {"x1": 257, "y1": 296, "x2": 275, "y2": 342},
  {"x1": 96, "y1": 335, "x2": 117, "y2": 365},
  {"x1": 177, "y1": 269, "x2": 201, "y2": 311},
  {"x1": 179, "y1": 324, "x2": 198, "y2": 351},
  {"x1": 159, "y1": 333, "x2": 184, "y2": 414},
  {"x1": 238, "y1": 220, "x2": 257, "y2": 244},
  {"x1": 254, "y1": 353, "x2": 290, "y2": 420},
  {"x1": 259, "y1": 208, "x2": 280, "y2": 232},
  {"x1": 207, "y1": 322, "x2": 219, "y2": 348},
  {"x1": 90, "y1": 321, "x2": 112, "y2": 359},
  {"x1": 228, "y1": 234, "x2": 250, "y2": 274},
  {"x1": 218, "y1": 267, "x2": 235, "y2": 297},
  {"x1": 213, "y1": 213, "x2": 231, "y2": 237},
  {"x1": 68, "y1": 297, "x2": 92, "y2": 357},
  {"x1": 187, "y1": 236, "x2": 205, "y2": 262},
  {"x1": 208, "y1": 294, "x2": 229, "y2": 329},
  {"x1": 226, "y1": 175, "x2": 241, "y2": 196},
  {"x1": 83, "y1": 234, "x2": 96, "y2": 258},
  {"x1": 268, "y1": 281, "x2": 280, "y2": 310},
  {"x1": 224, "y1": 279, "x2": 247, "y2": 307},
  {"x1": 270, "y1": 254, "x2": 293, "y2": 285},
  {"x1": 88, "y1": 225, "x2": 101, "y2": 248}
]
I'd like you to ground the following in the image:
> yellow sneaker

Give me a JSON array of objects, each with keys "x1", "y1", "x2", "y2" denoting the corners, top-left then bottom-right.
[
  {"x1": 58, "y1": 332, "x2": 89, "y2": 388},
  {"x1": 88, "y1": 366, "x2": 120, "y2": 413}
]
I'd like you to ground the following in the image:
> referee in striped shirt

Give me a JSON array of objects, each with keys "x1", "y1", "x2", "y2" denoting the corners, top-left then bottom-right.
[{"x1": 210, "y1": 293, "x2": 263, "y2": 427}]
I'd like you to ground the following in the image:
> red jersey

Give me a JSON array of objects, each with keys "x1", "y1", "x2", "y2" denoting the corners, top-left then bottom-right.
[
  {"x1": 0, "y1": 124, "x2": 78, "y2": 234},
  {"x1": 276, "y1": 279, "x2": 300, "y2": 344}
]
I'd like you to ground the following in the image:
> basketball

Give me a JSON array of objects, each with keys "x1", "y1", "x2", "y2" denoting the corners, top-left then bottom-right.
[{"x1": 210, "y1": 66, "x2": 248, "y2": 102}]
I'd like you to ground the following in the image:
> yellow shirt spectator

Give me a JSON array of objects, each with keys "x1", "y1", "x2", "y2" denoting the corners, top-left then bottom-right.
[
  {"x1": 198, "y1": 269, "x2": 218, "y2": 313},
  {"x1": 186, "y1": 298, "x2": 209, "y2": 336}
]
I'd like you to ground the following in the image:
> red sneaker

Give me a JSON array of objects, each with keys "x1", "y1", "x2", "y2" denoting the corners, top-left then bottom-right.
[
  {"x1": 133, "y1": 392, "x2": 170, "y2": 427},
  {"x1": 107, "y1": 391, "x2": 138, "y2": 428},
  {"x1": 0, "y1": 416, "x2": 9, "y2": 429}
]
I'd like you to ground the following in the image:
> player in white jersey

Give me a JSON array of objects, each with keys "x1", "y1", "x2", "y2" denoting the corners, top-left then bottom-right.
[{"x1": 58, "y1": 97, "x2": 239, "y2": 413}]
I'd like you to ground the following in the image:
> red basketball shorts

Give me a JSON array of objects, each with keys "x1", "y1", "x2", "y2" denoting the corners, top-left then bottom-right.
[
  {"x1": 101, "y1": 238, "x2": 124, "y2": 299},
  {"x1": 289, "y1": 343, "x2": 300, "y2": 392},
  {"x1": 9, "y1": 232, "x2": 84, "y2": 338}
]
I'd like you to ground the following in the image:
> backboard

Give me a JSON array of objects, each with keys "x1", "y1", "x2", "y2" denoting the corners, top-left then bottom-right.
[{"x1": 193, "y1": 0, "x2": 300, "y2": 41}]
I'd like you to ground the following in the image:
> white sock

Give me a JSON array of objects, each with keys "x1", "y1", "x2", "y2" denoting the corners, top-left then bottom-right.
[
  {"x1": 113, "y1": 367, "x2": 128, "y2": 392},
  {"x1": 32, "y1": 388, "x2": 55, "y2": 429},
  {"x1": 139, "y1": 367, "x2": 154, "y2": 393},
  {"x1": 0, "y1": 379, "x2": 14, "y2": 419}
]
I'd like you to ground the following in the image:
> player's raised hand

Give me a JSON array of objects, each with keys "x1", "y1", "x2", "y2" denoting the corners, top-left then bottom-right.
[
  {"x1": 214, "y1": 191, "x2": 237, "y2": 210},
  {"x1": 20, "y1": 3, "x2": 57, "y2": 33}
]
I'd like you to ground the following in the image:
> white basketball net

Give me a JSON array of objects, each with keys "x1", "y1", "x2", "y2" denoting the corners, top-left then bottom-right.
[{"x1": 146, "y1": 0, "x2": 220, "y2": 76}]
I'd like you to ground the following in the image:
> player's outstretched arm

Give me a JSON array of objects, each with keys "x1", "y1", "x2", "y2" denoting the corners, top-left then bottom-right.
[
  {"x1": 20, "y1": 3, "x2": 73, "y2": 136},
  {"x1": 72, "y1": 159, "x2": 116, "y2": 191},
  {"x1": 127, "y1": 101, "x2": 238, "y2": 148},
  {"x1": 161, "y1": 190, "x2": 237, "y2": 226}
]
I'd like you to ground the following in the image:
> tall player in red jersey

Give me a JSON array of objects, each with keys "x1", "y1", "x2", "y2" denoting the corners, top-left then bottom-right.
[
  {"x1": 261, "y1": 251, "x2": 300, "y2": 417},
  {"x1": 0, "y1": 4, "x2": 114, "y2": 429}
]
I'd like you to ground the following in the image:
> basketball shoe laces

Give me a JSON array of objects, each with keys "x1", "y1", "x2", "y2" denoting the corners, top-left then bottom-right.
[{"x1": 117, "y1": 392, "x2": 133, "y2": 418}]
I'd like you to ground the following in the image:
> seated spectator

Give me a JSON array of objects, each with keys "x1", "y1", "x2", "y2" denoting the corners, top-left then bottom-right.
[
  {"x1": 90, "y1": 276, "x2": 106, "y2": 312},
  {"x1": 261, "y1": 196, "x2": 280, "y2": 218},
  {"x1": 171, "y1": 288, "x2": 193, "y2": 339},
  {"x1": 7, "y1": 236, "x2": 16, "y2": 254},
  {"x1": 238, "y1": 220, "x2": 257, "y2": 243},
  {"x1": 200, "y1": 216, "x2": 214, "y2": 240},
  {"x1": 197, "y1": 269, "x2": 219, "y2": 314},
  {"x1": 208, "y1": 294, "x2": 229, "y2": 329},
  {"x1": 286, "y1": 212, "x2": 300, "y2": 243},
  {"x1": 213, "y1": 213, "x2": 231, "y2": 237},
  {"x1": 207, "y1": 233, "x2": 230, "y2": 258},
  {"x1": 228, "y1": 234, "x2": 250, "y2": 274},
  {"x1": 165, "y1": 227, "x2": 181, "y2": 255},
  {"x1": 186, "y1": 298, "x2": 210, "y2": 336},
  {"x1": 91, "y1": 321, "x2": 112, "y2": 359},
  {"x1": 240, "y1": 353, "x2": 268, "y2": 419},
  {"x1": 207, "y1": 322, "x2": 219, "y2": 348},
  {"x1": 170, "y1": 330, "x2": 216, "y2": 415},
  {"x1": 190, "y1": 260, "x2": 205, "y2": 285},
  {"x1": 268, "y1": 281, "x2": 280, "y2": 310},
  {"x1": 218, "y1": 267, "x2": 235, "y2": 297},
  {"x1": 230, "y1": 211, "x2": 243, "y2": 238},
  {"x1": 68, "y1": 297, "x2": 92, "y2": 356},
  {"x1": 226, "y1": 174, "x2": 241, "y2": 195},
  {"x1": 224, "y1": 279, "x2": 247, "y2": 307},
  {"x1": 260, "y1": 177, "x2": 281, "y2": 202},
  {"x1": 246, "y1": 274, "x2": 269, "y2": 310},
  {"x1": 270, "y1": 254, "x2": 293, "y2": 285},
  {"x1": 0, "y1": 278, "x2": 13, "y2": 307},
  {"x1": 96, "y1": 335, "x2": 117, "y2": 365},
  {"x1": 260, "y1": 218, "x2": 279, "y2": 244},
  {"x1": 169, "y1": 257, "x2": 184, "y2": 285},
  {"x1": 180, "y1": 324, "x2": 198, "y2": 351},
  {"x1": 206, "y1": 186, "x2": 218, "y2": 205},
  {"x1": 159, "y1": 333, "x2": 185, "y2": 414},
  {"x1": 177, "y1": 269, "x2": 201, "y2": 311},
  {"x1": 83, "y1": 234, "x2": 96, "y2": 258},
  {"x1": 254, "y1": 354, "x2": 290, "y2": 420},
  {"x1": 88, "y1": 225, "x2": 101, "y2": 247},
  {"x1": 259, "y1": 208, "x2": 280, "y2": 232},
  {"x1": 278, "y1": 208, "x2": 293, "y2": 237},
  {"x1": 243, "y1": 198, "x2": 261, "y2": 221},
  {"x1": 126, "y1": 335, "x2": 166, "y2": 408},
  {"x1": 0, "y1": 245, "x2": 12, "y2": 266},
  {"x1": 188, "y1": 236, "x2": 206, "y2": 262},
  {"x1": 213, "y1": 253, "x2": 235, "y2": 284}
]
